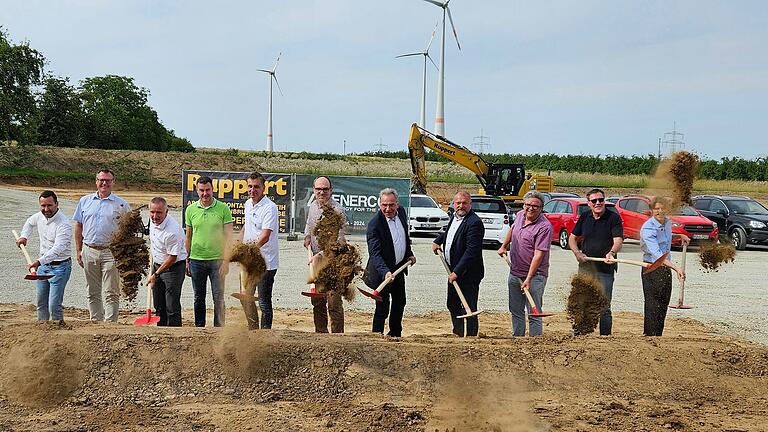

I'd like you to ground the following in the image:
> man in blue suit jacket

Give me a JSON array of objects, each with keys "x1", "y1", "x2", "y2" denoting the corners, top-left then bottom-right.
[
  {"x1": 364, "y1": 188, "x2": 416, "y2": 337},
  {"x1": 432, "y1": 191, "x2": 485, "y2": 337}
]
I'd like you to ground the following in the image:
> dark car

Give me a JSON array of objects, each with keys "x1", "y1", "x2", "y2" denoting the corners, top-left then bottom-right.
[
  {"x1": 542, "y1": 197, "x2": 617, "y2": 249},
  {"x1": 692, "y1": 195, "x2": 768, "y2": 250}
]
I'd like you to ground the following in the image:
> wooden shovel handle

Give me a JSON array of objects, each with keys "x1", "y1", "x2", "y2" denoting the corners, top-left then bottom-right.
[
  {"x1": 583, "y1": 256, "x2": 648, "y2": 267},
  {"x1": 12, "y1": 230, "x2": 35, "y2": 266},
  {"x1": 437, "y1": 250, "x2": 474, "y2": 315},
  {"x1": 374, "y1": 261, "x2": 412, "y2": 293}
]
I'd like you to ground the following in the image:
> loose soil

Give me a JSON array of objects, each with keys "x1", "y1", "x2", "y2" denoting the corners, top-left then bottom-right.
[
  {"x1": 110, "y1": 208, "x2": 150, "y2": 301},
  {"x1": 698, "y1": 243, "x2": 737, "y2": 272},
  {"x1": 2, "y1": 304, "x2": 768, "y2": 431},
  {"x1": 566, "y1": 273, "x2": 608, "y2": 335}
]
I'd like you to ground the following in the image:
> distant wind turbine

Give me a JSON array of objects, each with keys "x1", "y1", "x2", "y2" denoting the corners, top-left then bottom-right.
[
  {"x1": 422, "y1": 0, "x2": 461, "y2": 136},
  {"x1": 257, "y1": 52, "x2": 283, "y2": 152},
  {"x1": 396, "y1": 22, "x2": 439, "y2": 129}
]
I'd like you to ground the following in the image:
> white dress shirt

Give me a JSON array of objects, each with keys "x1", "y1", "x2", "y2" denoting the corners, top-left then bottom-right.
[
  {"x1": 150, "y1": 214, "x2": 187, "y2": 264},
  {"x1": 20, "y1": 209, "x2": 72, "y2": 265},
  {"x1": 386, "y1": 215, "x2": 406, "y2": 264},
  {"x1": 243, "y1": 195, "x2": 280, "y2": 270},
  {"x1": 444, "y1": 213, "x2": 465, "y2": 265}
]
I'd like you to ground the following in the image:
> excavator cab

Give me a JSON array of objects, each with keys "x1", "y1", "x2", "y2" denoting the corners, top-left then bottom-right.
[{"x1": 485, "y1": 164, "x2": 525, "y2": 197}]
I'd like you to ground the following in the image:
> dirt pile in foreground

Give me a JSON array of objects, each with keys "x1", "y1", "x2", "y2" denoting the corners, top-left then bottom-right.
[{"x1": 2, "y1": 304, "x2": 768, "y2": 431}]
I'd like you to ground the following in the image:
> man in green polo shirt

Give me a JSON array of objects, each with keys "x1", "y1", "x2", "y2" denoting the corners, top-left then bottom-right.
[{"x1": 185, "y1": 176, "x2": 233, "y2": 327}]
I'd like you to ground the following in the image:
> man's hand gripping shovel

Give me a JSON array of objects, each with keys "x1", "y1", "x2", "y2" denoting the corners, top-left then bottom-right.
[
  {"x1": 357, "y1": 260, "x2": 413, "y2": 302},
  {"x1": 501, "y1": 253, "x2": 554, "y2": 318},
  {"x1": 437, "y1": 249, "x2": 481, "y2": 319},
  {"x1": 302, "y1": 247, "x2": 328, "y2": 298},
  {"x1": 12, "y1": 230, "x2": 53, "y2": 281}
]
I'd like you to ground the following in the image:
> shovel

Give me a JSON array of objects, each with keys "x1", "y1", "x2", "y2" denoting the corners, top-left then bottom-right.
[
  {"x1": 669, "y1": 242, "x2": 692, "y2": 309},
  {"x1": 584, "y1": 252, "x2": 668, "y2": 274},
  {"x1": 231, "y1": 267, "x2": 258, "y2": 302},
  {"x1": 134, "y1": 256, "x2": 160, "y2": 326},
  {"x1": 12, "y1": 230, "x2": 53, "y2": 281},
  {"x1": 501, "y1": 253, "x2": 554, "y2": 318},
  {"x1": 302, "y1": 247, "x2": 327, "y2": 298},
  {"x1": 358, "y1": 260, "x2": 412, "y2": 302},
  {"x1": 437, "y1": 250, "x2": 481, "y2": 319}
]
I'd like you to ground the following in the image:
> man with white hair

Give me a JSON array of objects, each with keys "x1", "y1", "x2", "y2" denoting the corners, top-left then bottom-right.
[{"x1": 148, "y1": 196, "x2": 187, "y2": 327}]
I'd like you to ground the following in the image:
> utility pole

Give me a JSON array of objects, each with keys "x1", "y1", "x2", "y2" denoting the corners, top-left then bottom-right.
[
  {"x1": 343, "y1": 139, "x2": 346, "y2": 156},
  {"x1": 374, "y1": 138, "x2": 387, "y2": 153},
  {"x1": 662, "y1": 121, "x2": 685, "y2": 156},
  {"x1": 473, "y1": 129, "x2": 490, "y2": 154}
]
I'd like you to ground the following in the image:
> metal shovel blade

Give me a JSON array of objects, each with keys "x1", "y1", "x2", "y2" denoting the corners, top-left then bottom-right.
[
  {"x1": 134, "y1": 309, "x2": 161, "y2": 326},
  {"x1": 642, "y1": 252, "x2": 669, "y2": 274},
  {"x1": 24, "y1": 273, "x2": 53, "y2": 280},
  {"x1": 357, "y1": 287, "x2": 383, "y2": 302},
  {"x1": 668, "y1": 303, "x2": 693, "y2": 310},
  {"x1": 301, "y1": 291, "x2": 327, "y2": 298},
  {"x1": 231, "y1": 292, "x2": 258, "y2": 302},
  {"x1": 529, "y1": 307, "x2": 555, "y2": 318}
]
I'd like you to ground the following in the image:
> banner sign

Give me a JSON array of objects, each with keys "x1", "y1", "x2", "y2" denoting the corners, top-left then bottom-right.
[
  {"x1": 182, "y1": 170, "x2": 292, "y2": 233},
  {"x1": 293, "y1": 175, "x2": 411, "y2": 235}
]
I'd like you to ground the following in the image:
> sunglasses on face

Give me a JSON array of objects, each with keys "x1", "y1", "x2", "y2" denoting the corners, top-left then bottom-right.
[{"x1": 589, "y1": 198, "x2": 605, "y2": 204}]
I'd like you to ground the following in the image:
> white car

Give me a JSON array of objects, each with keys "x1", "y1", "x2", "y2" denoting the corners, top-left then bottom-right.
[
  {"x1": 408, "y1": 194, "x2": 449, "y2": 235},
  {"x1": 449, "y1": 195, "x2": 511, "y2": 246}
]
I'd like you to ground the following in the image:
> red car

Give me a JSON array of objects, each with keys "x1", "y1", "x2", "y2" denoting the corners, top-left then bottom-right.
[
  {"x1": 542, "y1": 197, "x2": 617, "y2": 249},
  {"x1": 614, "y1": 196, "x2": 719, "y2": 245}
]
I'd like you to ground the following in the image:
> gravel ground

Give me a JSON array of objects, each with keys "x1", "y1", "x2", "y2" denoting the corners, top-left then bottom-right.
[{"x1": 2, "y1": 187, "x2": 766, "y2": 345}]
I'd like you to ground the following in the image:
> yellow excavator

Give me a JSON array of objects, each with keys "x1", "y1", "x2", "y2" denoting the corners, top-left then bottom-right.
[{"x1": 408, "y1": 123, "x2": 553, "y2": 204}]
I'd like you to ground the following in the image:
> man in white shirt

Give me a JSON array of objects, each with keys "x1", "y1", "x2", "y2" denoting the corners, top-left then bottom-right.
[
  {"x1": 148, "y1": 197, "x2": 187, "y2": 327},
  {"x1": 73, "y1": 169, "x2": 130, "y2": 322},
  {"x1": 240, "y1": 172, "x2": 280, "y2": 330},
  {"x1": 16, "y1": 190, "x2": 73, "y2": 321}
]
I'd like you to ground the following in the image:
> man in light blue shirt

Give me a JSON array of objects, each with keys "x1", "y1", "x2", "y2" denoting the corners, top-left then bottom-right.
[{"x1": 73, "y1": 169, "x2": 130, "y2": 322}]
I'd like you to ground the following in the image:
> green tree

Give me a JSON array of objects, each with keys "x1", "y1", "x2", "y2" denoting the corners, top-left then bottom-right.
[
  {"x1": 0, "y1": 28, "x2": 46, "y2": 143},
  {"x1": 37, "y1": 76, "x2": 84, "y2": 147}
]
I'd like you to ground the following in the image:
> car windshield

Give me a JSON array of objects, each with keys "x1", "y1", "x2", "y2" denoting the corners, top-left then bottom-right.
[
  {"x1": 471, "y1": 199, "x2": 506, "y2": 213},
  {"x1": 725, "y1": 200, "x2": 768, "y2": 215},
  {"x1": 671, "y1": 206, "x2": 699, "y2": 216},
  {"x1": 411, "y1": 196, "x2": 438, "y2": 208}
]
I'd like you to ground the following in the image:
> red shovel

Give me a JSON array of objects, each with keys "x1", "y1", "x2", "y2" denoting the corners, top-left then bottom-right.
[
  {"x1": 501, "y1": 253, "x2": 554, "y2": 318},
  {"x1": 134, "y1": 256, "x2": 160, "y2": 326},
  {"x1": 302, "y1": 247, "x2": 327, "y2": 298},
  {"x1": 358, "y1": 260, "x2": 413, "y2": 301},
  {"x1": 12, "y1": 230, "x2": 53, "y2": 281}
]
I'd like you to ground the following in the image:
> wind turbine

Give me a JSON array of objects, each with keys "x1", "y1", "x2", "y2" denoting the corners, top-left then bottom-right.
[
  {"x1": 257, "y1": 52, "x2": 283, "y2": 152},
  {"x1": 396, "y1": 22, "x2": 439, "y2": 129},
  {"x1": 422, "y1": 0, "x2": 461, "y2": 136}
]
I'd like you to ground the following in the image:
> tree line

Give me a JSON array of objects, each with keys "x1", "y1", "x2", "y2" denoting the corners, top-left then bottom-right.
[
  {"x1": 362, "y1": 151, "x2": 768, "y2": 182},
  {"x1": 0, "y1": 28, "x2": 193, "y2": 152}
]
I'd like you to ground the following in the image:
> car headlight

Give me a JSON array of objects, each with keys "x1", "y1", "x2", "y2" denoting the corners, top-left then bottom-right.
[
  {"x1": 440, "y1": 217, "x2": 449, "y2": 221},
  {"x1": 410, "y1": 216, "x2": 417, "y2": 220},
  {"x1": 671, "y1": 222, "x2": 682, "y2": 228},
  {"x1": 749, "y1": 220, "x2": 767, "y2": 229}
]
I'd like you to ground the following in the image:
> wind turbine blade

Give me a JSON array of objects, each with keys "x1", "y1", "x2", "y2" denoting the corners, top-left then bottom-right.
[
  {"x1": 396, "y1": 52, "x2": 423, "y2": 58},
  {"x1": 273, "y1": 75, "x2": 284, "y2": 97},
  {"x1": 422, "y1": 0, "x2": 445, "y2": 7},
  {"x1": 272, "y1": 52, "x2": 282, "y2": 73},
  {"x1": 425, "y1": 21, "x2": 438, "y2": 53},
  {"x1": 256, "y1": 69, "x2": 271, "y2": 74},
  {"x1": 446, "y1": 6, "x2": 461, "y2": 51},
  {"x1": 427, "y1": 53, "x2": 438, "y2": 70}
]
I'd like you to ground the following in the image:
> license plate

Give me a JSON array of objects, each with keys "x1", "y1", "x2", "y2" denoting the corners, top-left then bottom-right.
[
  {"x1": 692, "y1": 234, "x2": 708, "y2": 240},
  {"x1": 482, "y1": 218, "x2": 493, "y2": 224},
  {"x1": 422, "y1": 223, "x2": 435, "y2": 228}
]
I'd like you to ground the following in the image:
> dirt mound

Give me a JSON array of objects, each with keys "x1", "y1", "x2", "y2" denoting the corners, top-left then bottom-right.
[
  {"x1": 566, "y1": 273, "x2": 608, "y2": 335},
  {"x1": 699, "y1": 242, "x2": 736, "y2": 272},
  {"x1": 110, "y1": 207, "x2": 149, "y2": 301},
  {"x1": 0, "y1": 335, "x2": 85, "y2": 407}
]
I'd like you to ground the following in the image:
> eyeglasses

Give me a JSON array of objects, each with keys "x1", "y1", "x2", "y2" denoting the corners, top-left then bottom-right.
[
  {"x1": 589, "y1": 198, "x2": 605, "y2": 204},
  {"x1": 96, "y1": 178, "x2": 114, "y2": 183},
  {"x1": 314, "y1": 187, "x2": 330, "y2": 192},
  {"x1": 523, "y1": 203, "x2": 541, "y2": 209}
]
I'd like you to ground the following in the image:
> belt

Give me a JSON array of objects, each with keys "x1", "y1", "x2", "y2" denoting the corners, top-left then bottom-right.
[
  {"x1": 50, "y1": 258, "x2": 71, "y2": 266},
  {"x1": 84, "y1": 243, "x2": 110, "y2": 250}
]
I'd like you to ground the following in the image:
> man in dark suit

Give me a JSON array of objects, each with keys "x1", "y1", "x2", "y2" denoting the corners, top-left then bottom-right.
[
  {"x1": 432, "y1": 191, "x2": 485, "y2": 337},
  {"x1": 364, "y1": 188, "x2": 416, "y2": 337}
]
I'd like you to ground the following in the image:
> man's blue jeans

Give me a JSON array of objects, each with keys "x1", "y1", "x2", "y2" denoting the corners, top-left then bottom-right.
[
  {"x1": 594, "y1": 271, "x2": 615, "y2": 336},
  {"x1": 189, "y1": 259, "x2": 225, "y2": 327},
  {"x1": 36, "y1": 260, "x2": 72, "y2": 321},
  {"x1": 508, "y1": 273, "x2": 547, "y2": 336}
]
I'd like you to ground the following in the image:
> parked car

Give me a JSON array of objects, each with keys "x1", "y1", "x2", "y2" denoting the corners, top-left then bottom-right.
[
  {"x1": 408, "y1": 194, "x2": 449, "y2": 235},
  {"x1": 542, "y1": 197, "x2": 617, "y2": 249},
  {"x1": 615, "y1": 196, "x2": 718, "y2": 245},
  {"x1": 448, "y1": 195, "x2": 510, "y2": 246},
  {"x1": 692, "y1": 195, "x2": 768, "y2": 250},
  {"x1": 541, "y1": 192, "x2": 580, "y2": 203}
]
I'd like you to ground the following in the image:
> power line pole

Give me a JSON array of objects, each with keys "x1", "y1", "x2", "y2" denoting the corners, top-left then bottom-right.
[
  {"x1": 662, "y1": 121, "x2": 685, "y2": 156},
  {"x1": 374, "y1": 138, "x2": 387, "y2": 153},
  {"x1": 473, "y1": 129, "x2": 490, "y2": 154}
]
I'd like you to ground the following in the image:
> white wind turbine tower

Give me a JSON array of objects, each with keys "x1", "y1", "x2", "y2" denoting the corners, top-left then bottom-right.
[
  {"x1": 422, "y1": 0, "x2": 461, "y2": 136},
  {"x1": 256, "y1": 52, "x2": 283, "y2": 152},
  {"x1": 396, "y1": 23, "x2": 439, "y2": 129}
]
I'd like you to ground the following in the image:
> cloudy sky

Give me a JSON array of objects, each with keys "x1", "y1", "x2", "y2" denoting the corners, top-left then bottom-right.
[{"x1": 3, "y1": 1, "x2": 766, "y2": 159}]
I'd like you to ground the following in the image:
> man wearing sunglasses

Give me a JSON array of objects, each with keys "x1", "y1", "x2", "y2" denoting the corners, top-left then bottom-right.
[{"x1": 568, "y1": 188, "x2": 624, "y2": 335}]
